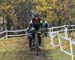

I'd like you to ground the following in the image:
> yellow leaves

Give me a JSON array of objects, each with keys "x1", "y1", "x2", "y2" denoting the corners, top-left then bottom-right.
[
  {"x1": 40, "y1": 0, "x2": 45, "y2": 2},
  {"x1": 52, "y1": 0, "x2": 57, "y2": 2},
  {"x1": 36, "y1": 6, "x2": 46, "y2": 12},
  {"x1": 34, "y1": 0, "x2": 58, "y2": 21},
  {"x1": 47, "y1": 15, "x2": 54, "y2": 21},
  {"x1": 36, "y1": 5, "x2": 40, "y2": 9},
  {"x1": 6, "y1": 5, "x2": 13, "y2": 10},
  {"x1": 41, "y1": 7, "x2": 47, "y2": 11},
  {"x1": 33, "y1": 0, "x2": 39, "y2": 3},
  {"x1": 48, "y1": 6, "x2": 52, "y2": 10},
  {"x1": 47, "y1": 0, "x2": 57, "y2": 3},
  {"x1": 0, "y1": 17, "x2": 3, "y2": 24},
  {"x1": 0, "y1": 16, "x2": 3, "y2": 20},
  {"x1": 1, "y1": 4, "x2": 13, "y2": 11},
  {"x1": 0, "y1": 2, "x2": 16, "y2": 21},
  {"x1": 41, "y1": 1, "x2": 46, "y2": 5}
]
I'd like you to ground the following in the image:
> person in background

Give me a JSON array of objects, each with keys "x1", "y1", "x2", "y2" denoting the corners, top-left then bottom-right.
[
  {"x1": 43, "y1": 21, "x2": 49, "y2": 36},
  {"x1": 40, "y1": 20, "x2": 44, "y2": 29},
  {"x1": 39, "y1": 20, "x2": 44, "y2": 34}
]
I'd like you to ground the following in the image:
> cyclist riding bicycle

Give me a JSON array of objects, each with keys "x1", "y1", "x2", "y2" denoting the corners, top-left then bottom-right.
[{"x1": 28, "y1": 13, "x2": 42, "y2": 50}]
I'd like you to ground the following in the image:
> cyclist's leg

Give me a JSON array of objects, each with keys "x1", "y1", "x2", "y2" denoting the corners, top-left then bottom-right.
[
  {"x1": 38, "y1": 34, "x2": 41, "y2": 47},
  {"x1": 45, "y1": 28, "x2": 48, "y2": 36},
  {"x1": 28, "y1": 36, "x2": 32, "y2": 49},
  {"x1": 32, "y1": 33, "x2": 35, "y2": 46}
]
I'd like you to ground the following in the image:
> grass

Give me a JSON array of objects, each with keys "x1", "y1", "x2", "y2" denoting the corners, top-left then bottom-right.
[
  {"x1": 43, "y1": 36, "x2": 72, "y2": 60},
  {"x1": 0, "y1": 37, "x2": 29, "y2": 60},
  {"x1": 0, "y1": 32, "x2": 75, "y2": 60}
]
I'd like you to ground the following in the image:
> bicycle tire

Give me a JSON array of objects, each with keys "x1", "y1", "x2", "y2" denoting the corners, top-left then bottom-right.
[{"x1": 35, "y1": 33, "x2": 39, "y2": 56}]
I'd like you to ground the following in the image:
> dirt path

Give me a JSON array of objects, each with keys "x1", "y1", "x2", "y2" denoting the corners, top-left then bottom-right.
[{"x1": 20, "y1": 37, "x2": 48, "y2": 60}]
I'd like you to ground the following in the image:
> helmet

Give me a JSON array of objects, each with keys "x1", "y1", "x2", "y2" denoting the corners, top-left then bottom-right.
[
  {"x1": 45, "y1": 21, "x2": 48, "y2": 23},
  {"x1": 34, "y1": 13, "x2": 38, "y2": 17}
]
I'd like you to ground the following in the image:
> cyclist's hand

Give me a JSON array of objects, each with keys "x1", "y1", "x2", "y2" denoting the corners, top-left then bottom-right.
[
  {"x1": 37, "y1": 31, "x2": 41, "y2": 35},
  {"x1": 31, "y1": 27, "x2": 35, "y2": 31}
]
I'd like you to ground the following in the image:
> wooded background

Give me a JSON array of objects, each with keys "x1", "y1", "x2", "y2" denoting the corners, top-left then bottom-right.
[{"x1": 0, "y1": 0, "x2": 75, "y2": 30}]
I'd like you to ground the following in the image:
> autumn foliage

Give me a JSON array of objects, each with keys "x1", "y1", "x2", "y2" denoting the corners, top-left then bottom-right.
[{"x1": 0, "y1": 0, "x2": 75, "y2": 29}]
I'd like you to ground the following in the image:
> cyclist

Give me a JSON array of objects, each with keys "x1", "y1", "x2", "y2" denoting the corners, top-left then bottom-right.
[
  {"x1": 28, "y1": 13, "x2": 42, "y2": 50},
  {"x1": 32, "y1": 13, "x2": 42, "y2": 46}
]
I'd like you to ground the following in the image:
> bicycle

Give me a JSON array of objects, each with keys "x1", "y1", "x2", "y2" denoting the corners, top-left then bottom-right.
[
  {"x1": 30, "y1": 31, "x2": 41, "y2": 56},
  {"x1": 35, "y1": 31, "x2": 42, "y2": 56}
]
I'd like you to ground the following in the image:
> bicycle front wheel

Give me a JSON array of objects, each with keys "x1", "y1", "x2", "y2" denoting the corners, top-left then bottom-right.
[{"x1": 35, "y1": 33, "x2": 39, "y2": 56}]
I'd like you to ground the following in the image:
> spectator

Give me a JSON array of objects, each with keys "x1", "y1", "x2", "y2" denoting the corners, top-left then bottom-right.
[{"x1": 43, "y1": 21, "x2": 49, "y2": 36}]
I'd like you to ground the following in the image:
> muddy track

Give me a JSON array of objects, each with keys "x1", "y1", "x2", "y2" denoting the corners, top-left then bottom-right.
[{"x1": 21, "y1": 37, "x2": 48, "y2": 60}]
